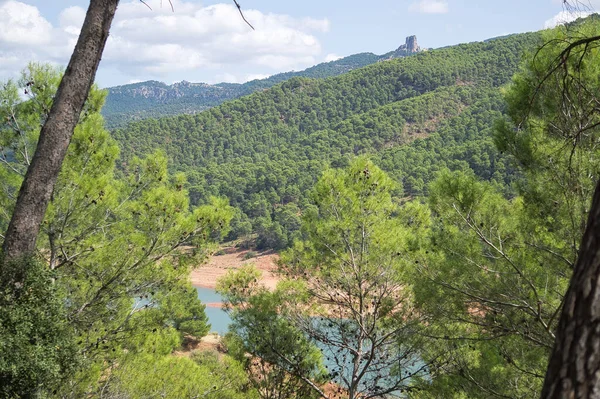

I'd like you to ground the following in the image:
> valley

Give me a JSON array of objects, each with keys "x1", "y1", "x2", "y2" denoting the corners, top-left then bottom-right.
[{"x1": 1, "y1": 4, "x2": 599, "y2": 398}]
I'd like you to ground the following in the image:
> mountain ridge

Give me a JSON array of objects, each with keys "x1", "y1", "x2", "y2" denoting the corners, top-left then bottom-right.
[{"x1": 102, "y1": 36, "x2": 425, "y2": 128}]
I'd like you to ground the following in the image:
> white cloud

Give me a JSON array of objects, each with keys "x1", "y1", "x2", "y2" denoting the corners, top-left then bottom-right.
[
  {"x1": 297, "y1": 17, "x2": 330, "y2": 33},
  {"x1": 544, "y1": 10, "x2": 593, "y2": 28},
  {"x1": 103, "y1": 0, "x2": 327, "y2": 76},
  {"x1": 59, "y1": 6, "x2": 86, "y2": 36},
  {"x1": 0, "y1": 0, "x2": 71, "y2": 81},
  {"x1": 0, "y1": 1, "x2": 52, "y2": 47},
  {"x1": 0, "y1": 0, "x2": 329, "y2": 84},
  {"x1": 245, "y1": 73, "x2": 270, "y2": 81},
  {"x1": 211, "y1": 72, "x2": 271, "y2": 84},
  {"x1": 408, "y1": 0, "x2": 449, "y2": 14},
  {"x1": 213, "y1": 73, "x2": 240, "y2": 83},
  {"x1": 325, "y1": 53, "x2": 342, "y2": 62},
  {"x1": 0, "y1": 1, "x2": 85, "y2": 80}
]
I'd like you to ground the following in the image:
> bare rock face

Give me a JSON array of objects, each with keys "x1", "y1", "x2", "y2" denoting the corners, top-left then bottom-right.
[
  {"x1": 396, "y1": 35, "x2": 421, "y2": 55},
  {"x1": 405, "y1": 35, "x2": 420, "y2": 53}
]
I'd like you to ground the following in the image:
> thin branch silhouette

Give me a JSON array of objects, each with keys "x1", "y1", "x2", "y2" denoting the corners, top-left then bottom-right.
[
  {"x1": 140, "y1": 0, "x2": 174, "y2": 12},
  {"x1": 162, "y1": 0, "x2": 174, "y2": 12},
  {"x1": 233, "y1": 0, "x2": 255, "y2": 30},
  {"x1": 140, "y1": 0, "x2": 251, "y2": 24},
  {"x1": 139, "y1": 0, "x2": 152, "y2": 10}
]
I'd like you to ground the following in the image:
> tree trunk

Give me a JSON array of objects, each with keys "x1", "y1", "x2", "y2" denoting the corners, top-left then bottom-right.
[
  {"x1": 2, "y1": 0, "x2": 119, "y2": 261},
  {"x1": 541, "y1": 177, "x2": 600, "y2": 398}
]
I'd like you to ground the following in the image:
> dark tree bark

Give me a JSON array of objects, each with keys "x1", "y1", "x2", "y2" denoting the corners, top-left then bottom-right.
[
  {"x1": 541, "y1": 177, "x2": 600, "y2": 398},
  {"x1": 2, "y1": 0, "x2": 120, "y2": 261}
]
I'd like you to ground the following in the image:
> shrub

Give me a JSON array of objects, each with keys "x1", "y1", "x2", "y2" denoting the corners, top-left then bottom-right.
[{"x1": 0, "y1": 256, "x2": 78, "y2": 398}]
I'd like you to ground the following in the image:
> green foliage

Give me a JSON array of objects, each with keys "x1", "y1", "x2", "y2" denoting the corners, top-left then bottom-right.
[
  {"x1": 43, "y1": 143, "x2": 232, "y2": 386},
  {"x1": 104, "y1": 330, "x2": 255, "y2": 399},
  {"x1": 217, "y1": 265, "x2": 326, "y2": 399},
  {"x1": 412, "y1": 170, "x2": 562, "y2": 397},
  {"x1": 377, "y1": 86, "x2": 517, "y2": 196},
  {"x1": 411, "y1": 18, "x2": 600, "y2": 397},
  {"x1": 255, "y1": 217, "x2": 289, "y2": 250},
  {"x1": 154, "y1": 283, "x2": 211, "y2": 337},
  {"x1": 279, "y1": 158, "x2": 429, "y2": 399},
  {"x1": 0, "y1": 257, "x2": 78, "y2": 399},
  {"x1": 0, "y1": 64, "x2": 235, "y2": 396},
  {"x1": 495, "y1": 18, "x2": 600, "y2": 255}
]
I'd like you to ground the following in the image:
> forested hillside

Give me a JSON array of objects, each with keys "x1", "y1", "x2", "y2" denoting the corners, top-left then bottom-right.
[
  {"x1": 113, "y1": 31, "x2": 539, "y2": 249},
  {"x1": 103, "y1": 34, "x2": 430, "y2": 128}
]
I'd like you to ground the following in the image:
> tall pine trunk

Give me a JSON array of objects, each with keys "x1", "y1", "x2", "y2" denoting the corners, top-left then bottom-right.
[
  {"x1": 2, "y1": 0, "x2": 119, "y2": 261},
  {"x1": 542, "y1": 177, "x2": 600, "y2": 397}
]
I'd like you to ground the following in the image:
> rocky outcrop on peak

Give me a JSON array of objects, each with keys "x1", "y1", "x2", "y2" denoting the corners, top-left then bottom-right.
[
  {"x1": 394, "y1": 35, "x2": 423, "y2": 56},
  {"x1": 377, "y1": 35, "x2": 425, "y2": 62},
  {"x1": 402, "y1": 35, "x2": 421, "y2": 54}
]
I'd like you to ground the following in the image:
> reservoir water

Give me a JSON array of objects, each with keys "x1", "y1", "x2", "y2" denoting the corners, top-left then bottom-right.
[
  {"x1": 196, "y1": 287, "x2": 231, "y2": 335},
  {"x1": 196, "y1": 286, "x2": 425, "y2": 395}
]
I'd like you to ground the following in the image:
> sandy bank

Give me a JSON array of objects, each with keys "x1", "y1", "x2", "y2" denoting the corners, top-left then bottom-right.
[{"x1": 190, "y1": 246, "x2": 279, "y2": 290}]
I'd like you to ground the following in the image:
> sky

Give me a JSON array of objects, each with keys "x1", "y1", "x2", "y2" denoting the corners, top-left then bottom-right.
[{"x1": 0, "y1": 0, "x2": 598, "y2": 88}]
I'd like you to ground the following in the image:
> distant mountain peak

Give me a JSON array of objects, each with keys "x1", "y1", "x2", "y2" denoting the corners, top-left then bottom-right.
[
  {"x1": 397, "y1": 35, "x2": 421, "y2": 54},
  {"x1": 375, "y1": 35, "x2": 425, "y2": 63}
]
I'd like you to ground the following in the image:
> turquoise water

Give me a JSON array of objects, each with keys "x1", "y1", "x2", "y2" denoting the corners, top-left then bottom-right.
[
  {"x1": 196, "y1": 287, "x2": 425, "y2": 395},
  {"x1": 196, "y1": 287, "x2": 232, "y2": 335}
]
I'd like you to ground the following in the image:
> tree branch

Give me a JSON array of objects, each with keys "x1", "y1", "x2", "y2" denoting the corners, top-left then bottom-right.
[
  {"x1": 232, "y1": 0, "x2": 255, "y2": 30},
  {"x1": 140, "y1": 0, "x2": 152, "y2": 10}
]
